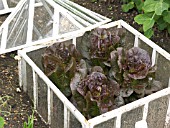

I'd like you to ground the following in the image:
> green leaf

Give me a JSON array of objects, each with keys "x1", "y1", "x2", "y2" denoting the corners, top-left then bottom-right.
[
  {"x1": 157, "y1": 17, "x2": 168, "y2": 30},
  {"x1": 0, "y1": 117, "x2": 4, "y2": 128},
  {"x1": 23, "y1": 122, "x2": 27, "y2": 128},
  {"x1": 155, "y1": 2, "x2": 169, "y2": 15},
  {"x1": 163, "y1": 11, "x2": 170, "y2": 24},
  {"x1": 143, "y1": 19, "x2": 155, "y2": 31},
  {"x1": 143, "y1": 0, "x2": 158, "y2": 13},
  {"x1": 134, "y1": 0, "x2": 144, "y2": 11},
  {"x1": 158, "y1": 23, "x2": 168, "y2": 30},
  {"x1": 144, "y1": 29, "x2": 154, "y2": 38},
  {"x1": 122, "y1": 2, "x2": 135, "y2": 12},
  {"x1": 136, "y1": 3, "x2": 144, "y2": 12},
  {"x1": 134, "y1": 14, "x2": 148, "y2": 24},
  {"x1": 134, "y1": 14, "x2": 155, "y2": 31},
  {"x1": 164, "y1": 0, "x2": 170, "y2": 5},
  {"x1": 168, "y1": 25, "x2": 170, "y2": 34}
]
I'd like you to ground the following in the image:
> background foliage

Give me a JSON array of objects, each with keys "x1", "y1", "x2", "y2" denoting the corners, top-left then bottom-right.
[{"x1": 122, "y1": 0, "x2": 170, "y2": 38}]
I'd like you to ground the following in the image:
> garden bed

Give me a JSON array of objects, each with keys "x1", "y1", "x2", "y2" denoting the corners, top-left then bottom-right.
[
  {"x1": 0, "y1": 0, "x2": 170, "y2": 127},
  {"x1": 18, "y1": 20, "x2": 170, "y2": 128}
]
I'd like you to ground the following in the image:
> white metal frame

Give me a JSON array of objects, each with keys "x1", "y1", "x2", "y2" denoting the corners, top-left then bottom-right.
[
  {"x1": 0, "y1": 0, "x2": 42, "y2": 15},
  {"x1": 0, "y1": 0, "x2": 110, "y2": 55},
  {"x1": 0, "y1": 0, "x2": 14, "y2": 14},
  {"x1": 17, "y1": 20, "x2": 170, "y2": 128}
]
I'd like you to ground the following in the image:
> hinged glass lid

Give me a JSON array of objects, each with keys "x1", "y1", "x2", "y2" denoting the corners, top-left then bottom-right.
[{"x1": 0, "y1": 0, "x2": 111, "y2": 54}]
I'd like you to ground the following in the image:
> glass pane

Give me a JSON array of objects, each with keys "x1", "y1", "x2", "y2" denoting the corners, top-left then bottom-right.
[
  {"x1": 156, "y1": 53, "x2": 170, "y2": 88},
  {"x1": 7, "y1": 0, "x2": 20, "y2": 8},
  {"x1": 0, "y1": 0, "x2": 4, "y2": 10},
  {"x1": 33, "y1": 2, "x2": 53, "y2": 41},
  {"x1": 59, "y1": 13, "x2": 79, "y2": 34},
  {"x1": 0, "y1": 15, "x2": 8, "y2": 25},
  {"x1": 51, "y1": 92, "x2": 64, "y2": 128},
  {"x1": 35, "y1": 0, "x2": 41, "y2": 3},
  {"x1": 138, "y1": 39, "x2": 153, "y2": 57},
  {"x1": 6, "y1": 2, "x2": 28, "y2": 48},
  {"x1": 37, "y1": 76, "x2": 48, "y2": 122},
  {"x1": 121, "y1": 106, "x2": 143, "y2": 128},
  {"x1": 69, "y1": 112, "x2": 82, "y2": 128},
  {"x1": 94, "y1": 118, "x2": 116, "y2": 128},
  {"x1": 147, "y1": 96, "x2": 169, "y2": 128},
  {"x1": 27, "y1": 48, "x2": 45, "y2": 71},
  {"x1": 109, "y1": 27, "x2": 135, "y2": 50},
  {"x1": 26, "y1": 62, "x2": 33, "y2": 100}
]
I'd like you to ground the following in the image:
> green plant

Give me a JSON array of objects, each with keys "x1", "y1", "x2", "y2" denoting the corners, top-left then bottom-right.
[
  {"x1": 122, "y1": 0, "x2": 170, "y2": 38},
  {"x1": 121, "y1": 0, "x2": 144, "y2": 12},
  {"x1": 107, "y1": 5, "x2": 113, "y2": 11},
  {"x1": 134, "y1": 0, "x2": 170, "y2": 38},
  {"x1": 91, "y1": 0, "x2": 98, "y2": 3},
  {"x1": 0, "y1": 117, "x2": 5, "y2": 128},
  {"x1": 23, "y1": 111, "x2": 34, "y2": 128},
  {"x1": 42, "y1": 28, "x2": 162, "y2": 119}
]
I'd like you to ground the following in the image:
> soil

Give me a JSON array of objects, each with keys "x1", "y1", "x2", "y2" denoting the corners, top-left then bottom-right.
[
  {"x1": 0, "y1": 53, "x2": 48, "y2": 128},
  {"x1": 0, "y1": 0, "x2": 169, "y2": 128}
]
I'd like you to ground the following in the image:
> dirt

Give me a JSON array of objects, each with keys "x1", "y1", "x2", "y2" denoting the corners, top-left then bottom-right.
[
  {"x1": 0, "y1": 0, "x2": 169, "y2": 128},
  {"x1": 0, "y1": 53, "x2": 48, "y2": 128}
]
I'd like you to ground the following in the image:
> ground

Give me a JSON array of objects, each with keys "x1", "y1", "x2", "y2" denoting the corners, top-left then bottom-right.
[
  {"x1": 0, "y1": 0, "x2": 169, "y2": 128},
  {"x1": 0, "y1": 53, "x2": 48, "y2": 128}
]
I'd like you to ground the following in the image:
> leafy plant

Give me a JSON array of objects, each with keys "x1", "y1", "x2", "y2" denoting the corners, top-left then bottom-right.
[
  {"x1": 134, "y1": 0, "x2": 170, "y2": 38},
  {"x1": 42, "y1": 42, "x2": 82, "y2": 97},
  {"x1": 71, "y1": 67, "x2": 120, "y2": 118},
  {"x1": 42, "y1": 28, "x2": 162, "y2": 119},
  {"x1": 23, "y1": 111, "x2": 34, "y2": 128},
  {"x1": 122, "y1": 0, "x2": 170, "y2": 38},
  {"x1": 77, "y1": 27, "x2": 126, "y2": 68},
  {"x1": 0, "y1": 117, "x2": 5, "y2": 128},
  {"x1": 110, "y1": 47, "x2": 161, "y2": 103},
  {"x1": 121, "y1": 0, "x2": 144, "y2": 12}
]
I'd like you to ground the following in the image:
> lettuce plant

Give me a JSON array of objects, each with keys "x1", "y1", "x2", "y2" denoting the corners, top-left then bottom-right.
[
  {"x1": 77, "y1": 27, "x2": 126, "y2": 70},
  {"x1": 42, "y1": 42, "x2": 82, "y2": 97},
  {"x1": 110, "y1": 47, "x2": 161, "y2": 103},
  {"x1": 89, "y1": 28, "x2": 125, "y2": 60},
  {"x1": 76, "y1": 69, "x2": 119, "y2": 118}
]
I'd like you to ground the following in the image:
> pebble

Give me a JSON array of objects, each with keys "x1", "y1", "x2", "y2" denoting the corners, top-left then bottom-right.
[
  {"x1": 16, "y1": 88, "x2": 21, "y2": 93},
  {"x1": 0, "y1": 55, "x2": 6, "y2": 58}
]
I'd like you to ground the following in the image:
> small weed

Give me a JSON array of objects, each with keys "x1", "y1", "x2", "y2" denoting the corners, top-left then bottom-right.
[
  {"x1": 107, "y1": 5, "x2": 113, "y2": 11},
  {"x1": 111, "y1": 16, "x2": 115, "y2": 21},
  {"x1": 91, "y1": 0, "x2": 98, "y2": 3},
  {"x1": 10, "y1": 53, "x2": 16, "y2": 58},
  {"x1": 0, "y1": 117, "x2": 5, "y2": 128},
  {"x1": 23, "y1": 111, "x2": 34, "y2": 128}
]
